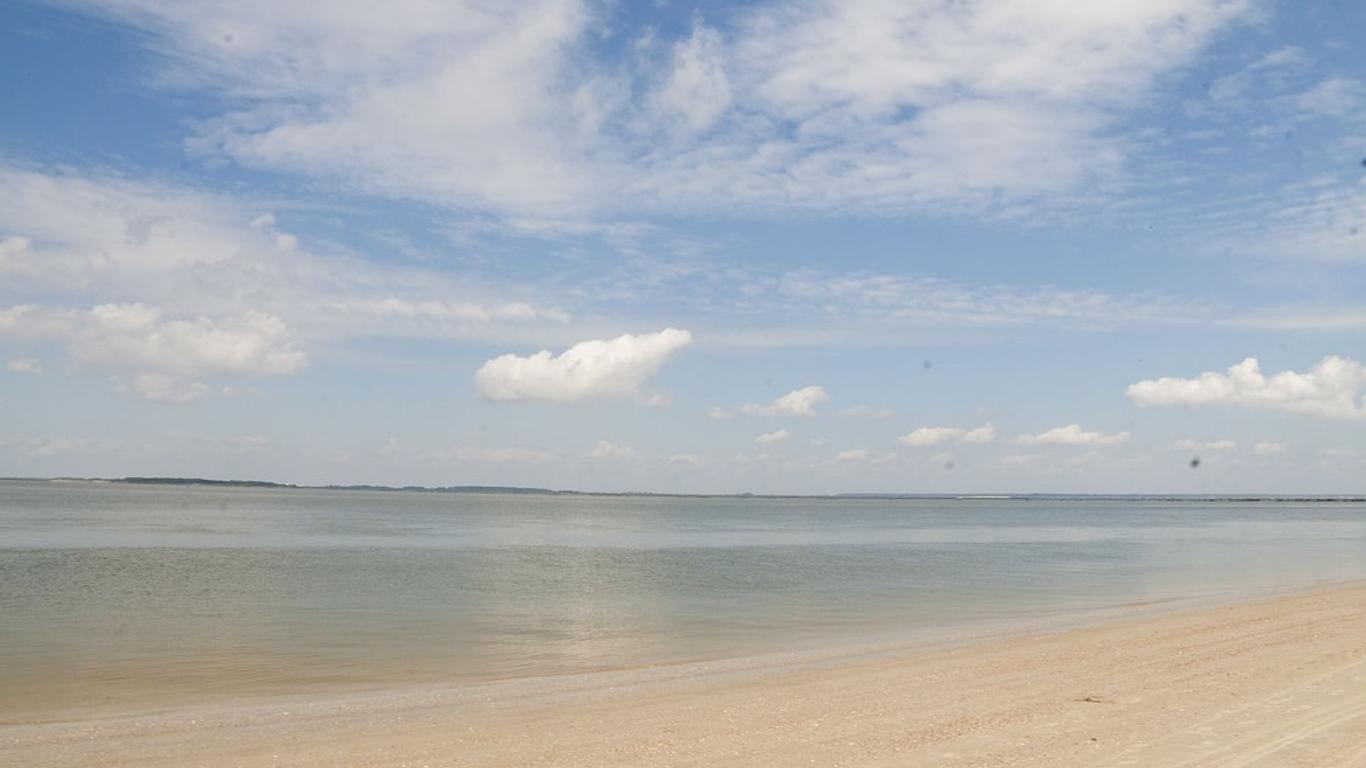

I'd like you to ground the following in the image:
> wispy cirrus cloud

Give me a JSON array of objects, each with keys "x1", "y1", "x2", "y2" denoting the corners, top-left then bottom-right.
[
  {"x1": 63, "y1": 0, "x2": 1256, "y2": 219},
  {"x1": 0, "y1": 163, "x2": 583, "y2": 344}
]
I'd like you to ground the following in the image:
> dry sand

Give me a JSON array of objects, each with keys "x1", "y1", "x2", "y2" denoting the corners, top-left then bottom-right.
[{"x1": 6, "y1": 583, "x2": 1366, "y2": 767}]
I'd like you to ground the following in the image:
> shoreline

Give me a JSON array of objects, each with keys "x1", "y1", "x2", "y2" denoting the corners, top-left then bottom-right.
[
  {"x1": 4, "y1": 574, "x2": 1355, "y2": 726},
  {"x1": 7, "y1": 579, "x2": 1366, "y2": 766}
]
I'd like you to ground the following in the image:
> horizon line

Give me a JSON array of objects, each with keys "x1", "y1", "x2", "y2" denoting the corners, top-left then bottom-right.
[{"x1": 4, "y1": 476, "x2": 1364, "y2": 502}]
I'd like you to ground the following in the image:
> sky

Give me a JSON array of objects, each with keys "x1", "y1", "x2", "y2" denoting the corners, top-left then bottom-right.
[{"x1": 1, "y1": 0, "x2": 1364, "y2": 494}]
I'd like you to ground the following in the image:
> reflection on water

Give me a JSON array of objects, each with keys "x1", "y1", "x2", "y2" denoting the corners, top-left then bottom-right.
[{"x1": 2, "y1": 480, "x2": 1365, "y2": 717}]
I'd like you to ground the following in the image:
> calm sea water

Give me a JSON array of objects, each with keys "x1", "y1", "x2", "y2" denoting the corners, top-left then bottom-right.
[{"x1": 3, "y1": 480, "x2": 1365, "y2": 717}]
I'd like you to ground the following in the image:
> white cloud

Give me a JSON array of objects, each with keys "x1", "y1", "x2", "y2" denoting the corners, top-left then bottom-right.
[
  {"x1": 653, "y1": 22, "x2": 732, "y2": 133},
  {"x1": 1289, "y1": 77, "x2": 1366, "y2": 119},
  {"x1": 898, "y1": 423, "x2": 996, "y2": 447},
  {"x1": 66, "y1": 0, "x2": 1255, "y2": 218},
  {"x1": 0, "y1": 166, "x2": 260, "y2": 278},
  {"x1": 0, "y1": 157, "x2": 1220, "y2": 371},
  {"x1": 0, "y1": 164, "x2": 577, "y2": 347},
  {"x1": 1126, "y1": 356, "x2": 1366, "y2": 420},
  {"x1": 1172, "y1": 438, "x2": 1238, "y2": 451},
  {"x1": 760, "y1": 270, "x2": 1209, "y2": 333},
  {"x1": 1254, "y1": 441, "x2": 1288, "y2": 456},
  {"x1": 585, "y1": 440, "x2": 636, "y2": 461},
  {"x1": 1017, "y1": 424, "x2": 1131, "y2": 446},
  {"x1": 1212, "y1": 182, "x2": 1366, "y2": 265},
  {"x1": 667, "y1": 453, "x2": 702, "y2": 467},
  {"x1": 0, "y1": 236, "x2": 31, "y2": 273},
  {"x1": 170, "y1": 0, "x2": 598, "y2": 216},
  {"x1": 475, "y1": 328, "x2": 692, "y2": 402},
  {"x1": 754, "y1": 429, "x2": 790, "y2": 445},
  {"x1": 5, "y1": 358, "x2": 42, "y2": 375},
  {"x1": 125, "y1": 373, "x2": 211, "y2": 403},
  {"x1": 0, "y1": 303, "x2": 306, "y2": 379},
  {"x1": 642, "y1": 0, "x2": 1255, "y2": 216},
  {"x1": 739, "y1": 385, "x2": 829, "y2": 417},
  {"x1": 832, "y1": 449, "x2": 897, "y2": 465}
]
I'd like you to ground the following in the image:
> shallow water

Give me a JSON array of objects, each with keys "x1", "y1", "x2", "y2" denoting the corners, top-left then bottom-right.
[{"x1": 2, "y1": 480, "x2": 1365, "y2": 717}]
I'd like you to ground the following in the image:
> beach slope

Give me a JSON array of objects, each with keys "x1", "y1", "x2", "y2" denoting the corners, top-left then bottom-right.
[{"x1": 6, "y1": 584, "x2": 1366, "y2": 767}]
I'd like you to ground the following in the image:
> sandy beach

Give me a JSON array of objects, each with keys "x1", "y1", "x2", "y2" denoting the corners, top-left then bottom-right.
[{"x1": 5, "y1": 582, "x2": 1366, "y2": 767}]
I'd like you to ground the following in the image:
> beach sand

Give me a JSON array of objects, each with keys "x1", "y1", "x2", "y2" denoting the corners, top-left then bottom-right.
[{"x1": 6, "y1": 583, "x2": 1366, "y2": 767}]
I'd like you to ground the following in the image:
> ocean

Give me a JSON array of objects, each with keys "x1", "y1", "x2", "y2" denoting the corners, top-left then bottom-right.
[{"x1": 3, "y1": 479, "x2": 1364, "y2": 718}]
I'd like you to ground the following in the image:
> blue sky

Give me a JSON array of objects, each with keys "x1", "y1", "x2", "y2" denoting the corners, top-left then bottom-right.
[{"x1": 2, "y1": 0, "x2": 1364, "y2": 493}]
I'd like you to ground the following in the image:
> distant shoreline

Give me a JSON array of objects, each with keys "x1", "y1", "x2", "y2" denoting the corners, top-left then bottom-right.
[{"x1": 2, "y1": 476, "x2": 1364, "y2": 502}]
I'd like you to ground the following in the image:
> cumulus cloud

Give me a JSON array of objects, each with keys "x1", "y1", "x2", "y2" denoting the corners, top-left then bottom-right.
[
  {"x1": 754, "y1": 429, "x2": 790, "y2": 445},
  {"x1": 585, "y1": 440, "x2": 636, "y2": 461},
  {"x1": 738, "y1": 385, "x2": 829, "y2": 417},
  {"x1": 0, "y1": 303, "x2": 306, "y2": 379},
  {"x1": 81, "y1": 304, "x2": 306, "y2": 376},
  {"x1": 1254, "y1": 441, "x2": 1288, "y2": 456},
  {"x1": 898, "y1": 423, "x2": 996, "y2": 447},
  {"x1": 1017, "y1": 424, "x2": 1131, "y2": 446},
  {"x1": 1126, "y1": 357, "x2": 1366, "y2": 420},
  {"x1": 836, "y1": 449, "x2": 870, "y2": 462},
  {"x1": 475, "y1": 328, "x2": 692, "y2": 402}
]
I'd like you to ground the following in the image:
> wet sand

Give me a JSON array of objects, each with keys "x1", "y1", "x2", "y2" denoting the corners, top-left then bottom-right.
[{"x1": 5, "y1": 582, "x2": 1366, "y2": 767}]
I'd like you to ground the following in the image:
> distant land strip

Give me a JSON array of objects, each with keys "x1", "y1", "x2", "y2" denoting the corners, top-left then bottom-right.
[{"x1": 0, "y1": 477, "x2": 1363, "y2": 503}]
